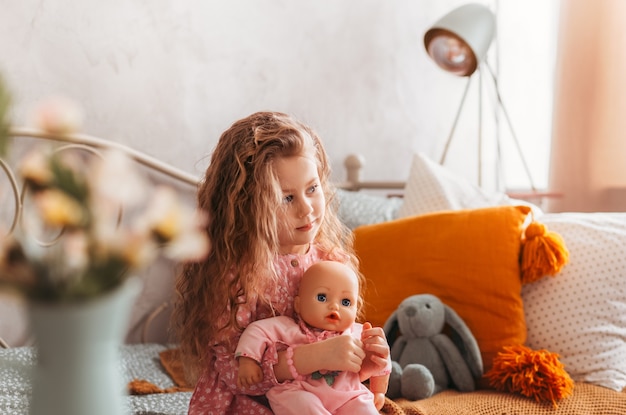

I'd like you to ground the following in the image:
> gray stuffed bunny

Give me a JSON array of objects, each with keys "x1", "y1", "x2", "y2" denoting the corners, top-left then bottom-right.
[{"x1": 383, "y1": 294, "x2": 483, "y2": 401}]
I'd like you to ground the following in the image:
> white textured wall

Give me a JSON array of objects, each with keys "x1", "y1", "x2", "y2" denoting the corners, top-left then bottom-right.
[
  {"x1": 0, "y1": 0, "x2": 558, "y2": 346},
  {"x1": 1, "y1": 0, "x2": 556, "y2": 188}
]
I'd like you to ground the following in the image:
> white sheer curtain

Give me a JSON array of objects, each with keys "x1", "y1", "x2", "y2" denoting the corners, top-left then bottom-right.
[
  {"x1": 457, "y1": 0, "x2": 559, "y2": 194},
  {"x1": 547, "y1": 0, "x2": 626, "y2": 212}
]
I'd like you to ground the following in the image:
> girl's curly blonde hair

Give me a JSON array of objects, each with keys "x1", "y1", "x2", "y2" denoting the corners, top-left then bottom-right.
[{"x1": 172, "y1": 111, "x2": 360, "y2": 382}]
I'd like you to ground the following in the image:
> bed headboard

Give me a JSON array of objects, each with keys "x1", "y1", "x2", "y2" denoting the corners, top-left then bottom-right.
[
  {"x1": 1, "y1": 130, "x2": 401, "y2": 238},
  {"x1": 338, "y1": 154, "x2": 405, "y2": 193}
]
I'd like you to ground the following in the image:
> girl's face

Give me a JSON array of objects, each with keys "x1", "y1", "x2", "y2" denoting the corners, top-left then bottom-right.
[{"x1": 274, "y1": 154, "x2": 325, "y2": 255}]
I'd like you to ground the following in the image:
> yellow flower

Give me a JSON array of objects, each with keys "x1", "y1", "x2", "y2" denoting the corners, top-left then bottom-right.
[
  {"x1": 164, "y1": 230, "x2": 210, "y2": 262},
  {"x1": 35, "y1": 189, "x2": 85, "y2": 228},
  {"x1": 122, "y1": 234, "x2": 158, "y2": 269},
  {"x1": 145, "y1": 187, "x2": 183, "y2": 242},
  {"x1": 19, "y1": 150, "x2": 53, "y2": 188},
  {"x1": 140, "y1": 186, "x2": 209, "y2": 260}
]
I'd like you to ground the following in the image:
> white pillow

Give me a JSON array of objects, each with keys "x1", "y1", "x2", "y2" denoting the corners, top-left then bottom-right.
[
  {"x1": 396, "y1": 152, "x2": 542, "y2": 217},
  {"x1": 522, "y1": 212, "x2": 626, "y2": 391}
]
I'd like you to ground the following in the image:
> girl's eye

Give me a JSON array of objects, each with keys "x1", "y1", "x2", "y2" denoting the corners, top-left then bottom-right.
[
  {"x1": 341, "y1": 298, "x2": 352, "y2": 307},
  {"x1": 316, "y1": 293, "x2": 327, "y2": 302},
  {"x1": 307, "y1": 184, "x2": 319, "y2": 194},
  {"x1": 283, "y1": 195, "x2": 294, "y2": 203}
]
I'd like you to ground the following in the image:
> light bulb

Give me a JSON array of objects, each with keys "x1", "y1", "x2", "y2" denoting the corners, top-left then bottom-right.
[{"x1": 426, "y1": 33, "x2": 476, "y2": 76}]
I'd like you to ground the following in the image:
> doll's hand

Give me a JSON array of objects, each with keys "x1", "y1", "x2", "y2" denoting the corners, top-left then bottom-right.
[
  {"x1": 360, "y1": 322, "x2": 391, "y2": 380},
  {"x1": 237, "y1": 356, "x2": 263, "y2": 388}
]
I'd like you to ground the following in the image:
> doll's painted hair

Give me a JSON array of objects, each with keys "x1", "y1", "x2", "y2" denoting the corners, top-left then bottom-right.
[{"x1": 172, "y1": 111, "x2": 360, "y2": 381}]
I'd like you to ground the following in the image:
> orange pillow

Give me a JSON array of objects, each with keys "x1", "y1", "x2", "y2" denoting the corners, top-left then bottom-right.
[{"x1": 354, "y1": 205, "x2": 531, "y2": 372}]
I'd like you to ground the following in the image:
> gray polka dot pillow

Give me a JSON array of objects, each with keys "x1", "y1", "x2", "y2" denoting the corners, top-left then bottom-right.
[
  {"x1": 335, "y1": 189, "x2": 403, "y2": 230},
  {"x1": 522, "y1": 212, "x2": 626, "y2": 391}
]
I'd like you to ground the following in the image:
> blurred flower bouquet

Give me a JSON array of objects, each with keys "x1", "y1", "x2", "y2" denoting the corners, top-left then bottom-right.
[{"x1": 0, "y1": 79, "x2": 208, "y2": 303}]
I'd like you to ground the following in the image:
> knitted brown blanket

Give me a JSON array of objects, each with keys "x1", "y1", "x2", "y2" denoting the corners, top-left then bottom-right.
[
  {"x1": 380, "y1": 383, "x2": 626, "y2": 415},
  {"x1": 131, "y1": 348, "x2": 626, "y2": 415}
]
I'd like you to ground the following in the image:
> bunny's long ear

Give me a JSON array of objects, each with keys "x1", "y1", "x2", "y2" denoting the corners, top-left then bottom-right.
[
  {"x1": 444, "y1": 305, "x2": 483, "y2": 378},
  {"x1": 383, "y1": 310, "x2": 400, "y2": 347}
]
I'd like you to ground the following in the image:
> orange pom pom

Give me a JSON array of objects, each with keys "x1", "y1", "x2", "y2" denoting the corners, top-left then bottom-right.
[
  {"x1": 127, "y1": 379, "x2": 190, "y2": 395},
  {"x1": 486, "y1": 345, "x2": 574, "y2": 407},
  {"x1": 128, "y1": 379, "x2": 164, "y2": 395},
  {"x1": 520, "y1": 221, "x2": 569, "y2": 284}
]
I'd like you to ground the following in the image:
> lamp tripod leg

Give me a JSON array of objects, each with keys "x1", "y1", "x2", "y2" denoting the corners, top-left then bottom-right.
[
  {"x1": 439, "y1": 76, "x2": 473, "y2": 165},
  {"x1": 485, "y1": 63, "x2": 537, "y2": 191}
]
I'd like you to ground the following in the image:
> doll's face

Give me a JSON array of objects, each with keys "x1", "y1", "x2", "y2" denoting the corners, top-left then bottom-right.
[{"x1": 294, "y1": 261, "x2": 358, "y2": 332}]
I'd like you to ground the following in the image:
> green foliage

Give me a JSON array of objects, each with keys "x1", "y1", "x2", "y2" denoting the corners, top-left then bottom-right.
[
  {"x1": 0, "y1": 75, "x2": 11, "y2": 158},
  {"x1": 48, "y1": 153, "x2": 90, "y2": 204}
]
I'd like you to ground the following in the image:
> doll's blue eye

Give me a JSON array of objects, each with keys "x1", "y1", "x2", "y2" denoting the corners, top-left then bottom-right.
[
  {"x1": 317, "y1": 294, "x2": 326, "y2": 302},
  {"x1": 341, "y1": 298, "x2": 351, "y2": 307}
]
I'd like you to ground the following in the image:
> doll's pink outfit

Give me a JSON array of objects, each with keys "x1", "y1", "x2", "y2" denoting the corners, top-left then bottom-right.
[
  {"x1": 235, "y1": 316, "x2": 391, "y2": 415},
  {"x1": 187, "y1": 244, "x2": 333, "y2": 415}
]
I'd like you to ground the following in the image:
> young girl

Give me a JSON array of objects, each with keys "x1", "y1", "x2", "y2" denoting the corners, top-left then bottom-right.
[
  {"x1": 236, "y1": 260, "x2": 391, "y2": 414},
  {"x1": 172, "y1": 111, "x2": 390, "y2": 414}
]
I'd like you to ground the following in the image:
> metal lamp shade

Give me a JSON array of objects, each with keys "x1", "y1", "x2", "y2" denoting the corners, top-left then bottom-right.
[{"x1": 424, "y1": 3, "x2": 496, "y2": 77}]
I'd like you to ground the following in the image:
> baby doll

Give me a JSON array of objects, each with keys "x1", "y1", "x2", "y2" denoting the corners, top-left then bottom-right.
[{"x1": 236, "y1": 261, "x2": 391, "y2": 414}]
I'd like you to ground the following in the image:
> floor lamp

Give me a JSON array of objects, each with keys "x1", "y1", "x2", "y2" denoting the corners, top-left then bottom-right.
[{"x1": 424, "y1": 3, "x2": 536, "y2": 191}]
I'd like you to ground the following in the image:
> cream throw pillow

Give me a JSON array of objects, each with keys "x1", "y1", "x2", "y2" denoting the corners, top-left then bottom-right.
[
  {"x1": 522, "y1": 212, "x2": 626, "y2": 391},
  {"x1": 397, "y1": 152, "x2": 542, "y2": 217}
]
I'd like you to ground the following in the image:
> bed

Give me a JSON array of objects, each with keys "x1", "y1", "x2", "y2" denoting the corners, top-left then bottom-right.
[{"x1": 1, "y1": 130, "x2": 626, "y2": 415}]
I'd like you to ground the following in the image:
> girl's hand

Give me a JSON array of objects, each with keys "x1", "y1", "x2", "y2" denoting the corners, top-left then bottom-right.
[
  {"x1": 299, "y1": 335, "x2": 366, "y2": 374},
  {"x1": 325, "y1": 334, "x2": 367, "y2": 372},
  {"x1": 360, "y1": 322, "x2": 391, "y2": 380},
  {"x1": 273, "y1": 335, "x2": 365, "y2": 382}
]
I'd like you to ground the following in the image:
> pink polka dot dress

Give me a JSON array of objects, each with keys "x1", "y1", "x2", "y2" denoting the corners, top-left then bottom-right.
[{"x1": 187, "y1": 244, "x2": 330, "y2": 415}]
